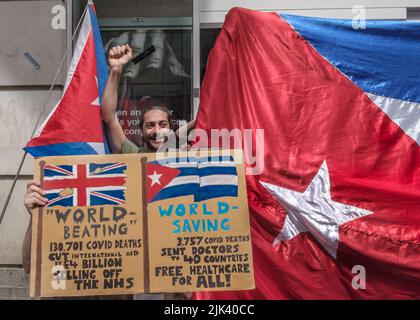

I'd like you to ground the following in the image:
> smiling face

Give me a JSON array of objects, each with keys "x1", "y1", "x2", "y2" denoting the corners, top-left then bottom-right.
[{"x1": 142, "y1": 109, "x2": 171, "y2": 151}]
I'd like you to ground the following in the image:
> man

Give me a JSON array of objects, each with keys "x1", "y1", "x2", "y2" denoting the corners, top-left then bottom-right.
[
  {"x1": 105, "y1": 31, "x2": 190, "y2": 146},
  {"x1": 23, "y1": 44, "x2": 191, "y2": 299},
  {"x1": 101, "y1": 44, "x2": 174, "y2": 154}
]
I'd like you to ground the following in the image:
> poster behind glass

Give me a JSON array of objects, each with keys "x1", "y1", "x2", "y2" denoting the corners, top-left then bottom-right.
[{"x1": 101, "y1": 29, "x2": 192, "y2": 146}]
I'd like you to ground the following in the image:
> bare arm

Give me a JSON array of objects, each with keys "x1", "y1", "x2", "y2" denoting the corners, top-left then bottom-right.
[
  {"x1": 102, "y1": 44, "x2": 133, "y2": 153},
  {"x1": 22, "y1": 180, "x2": 47, "y2": 273},
  {"x1": 102, "y1": 67, "x2": 125, "y2": 153}
]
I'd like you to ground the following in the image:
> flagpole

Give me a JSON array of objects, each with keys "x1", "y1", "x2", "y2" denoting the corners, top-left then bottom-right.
[{"x1": 0, "y1": 4, "x2": 89, "y2": 226}]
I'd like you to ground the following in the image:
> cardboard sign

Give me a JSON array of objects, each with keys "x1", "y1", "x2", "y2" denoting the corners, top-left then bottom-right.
[{"x1": 30, "y1": 151, "x2": 254, "y2": 298}]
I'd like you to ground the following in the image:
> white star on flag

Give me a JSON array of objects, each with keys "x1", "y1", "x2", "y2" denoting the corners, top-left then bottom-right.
[
  {"x1": 148, "y1": 170, "x2": 163, "y2": 186},
  {"x1": 91, "y1": 96, "x2": 100, "y2": 106},
  {"x1": 260, "y1": 161, "x2": 373, "y2": 259}
]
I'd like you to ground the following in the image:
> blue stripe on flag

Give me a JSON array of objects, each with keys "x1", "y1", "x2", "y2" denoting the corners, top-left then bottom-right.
[
  {"x1": 176, "y1": 167, "x2": 198, "y2": 177},
  {"x1": 24, "y1": 142, "x2": 102, "y2": 157},
  {"x1": 90, "y1": 195, "x2": 121, "y2": 206},
  {"x1": 197, "y1": 185, "x2": 238, "y2": 202},
  {"x1": 88, "y1": 5, "x2": 108, "y2": 103},
  {"x1": 199, "y1": 166, "x2": 237, "y2": 176},
  {"x1": 282, "y1": 14, "x2": 420, "y2": 103},
  {"x1": 89, "y1": 5, "x2": 111, "y2": 155},
  {"x1": 150, "y1": 183, "x2": 199, "y2": 203}
]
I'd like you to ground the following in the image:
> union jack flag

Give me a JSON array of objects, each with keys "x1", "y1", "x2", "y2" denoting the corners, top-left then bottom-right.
[{"x1": 43, "y1": 163, "x2": 127, "y2": 207}]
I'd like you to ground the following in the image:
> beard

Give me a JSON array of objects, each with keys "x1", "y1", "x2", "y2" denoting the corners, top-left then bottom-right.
[{"x1": 144, "y1": 132, "x2": 169, "y2": 151}]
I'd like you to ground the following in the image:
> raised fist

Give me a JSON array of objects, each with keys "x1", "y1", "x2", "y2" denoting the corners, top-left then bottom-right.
[{"x1": 108, "y1": 44, "x2": 133, "y2": 71}]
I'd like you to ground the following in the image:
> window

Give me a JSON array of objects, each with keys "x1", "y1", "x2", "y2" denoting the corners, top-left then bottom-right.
[
  {"x1": 200, "y1": 28, "x2": 221, "y2": 84},
  {"x1": 73, "y1": 0, "x2": 193, "y2": 147}
]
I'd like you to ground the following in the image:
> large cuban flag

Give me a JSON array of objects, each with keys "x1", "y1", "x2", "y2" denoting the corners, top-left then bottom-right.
[
  {"x1": 25, "y1": 1, "x2": 109, "y2": 157},
  {"x1": 282, "y1": 14, "x2": 420, "y2": 144},
  {"x1": 194, "y1": 8, "x2": 420, "y2": 300}
]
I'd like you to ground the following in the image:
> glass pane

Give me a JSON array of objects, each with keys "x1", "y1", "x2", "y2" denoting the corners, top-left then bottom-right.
[
  {"x1": 200, "y1": 28, "x2": 221, "y2": 84},
  {"x1": 102, "y1": 28, "x2": 192, "y2": 146},
  {"x1": 73, "y1": 0, "x2": 192, "y2": 147}
]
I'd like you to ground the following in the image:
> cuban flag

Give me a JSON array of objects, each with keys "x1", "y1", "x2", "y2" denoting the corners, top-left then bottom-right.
[
  {"x1": 195, "y1": 8, "x2": 420, "y2": 300},
  {"x1": 146, "y1": 156, "x2": 238, "y2": 203},
  {"x1": 24, "y1": 1, "x2": 110, "y2": 157},
  {"x1": 44, "y1": 163, "x2": 127, "y2": 207},
  {"x1": 282, "y1": 14, "x2": 420, "y2": 144}
]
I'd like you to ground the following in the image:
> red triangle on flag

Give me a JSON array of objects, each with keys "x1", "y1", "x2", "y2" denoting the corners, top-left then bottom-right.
[{"x1": 145, "y1": 163, "x2": 180, "y2": 202}]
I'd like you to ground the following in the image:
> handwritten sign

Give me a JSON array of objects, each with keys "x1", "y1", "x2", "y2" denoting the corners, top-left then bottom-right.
[{"x1": 30, "y1": 151, "x2": 254, "y2": 297}]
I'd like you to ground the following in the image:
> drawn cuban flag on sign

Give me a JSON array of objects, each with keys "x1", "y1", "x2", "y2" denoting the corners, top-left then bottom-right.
[{"x1": 146, "y1": 156, "x2": 239, "y2": 203}]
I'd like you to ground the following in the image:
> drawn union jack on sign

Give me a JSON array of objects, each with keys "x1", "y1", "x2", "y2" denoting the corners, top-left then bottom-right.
[{"x1": 43, "y1": 163, "x2": 127, "y2": 207}]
